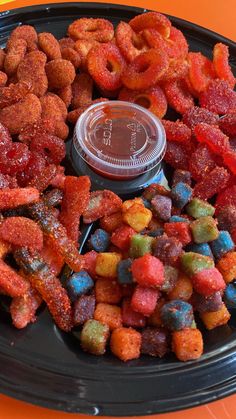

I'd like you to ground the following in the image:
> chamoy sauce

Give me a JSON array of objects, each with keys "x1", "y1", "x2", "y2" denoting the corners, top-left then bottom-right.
[{"x1": 71, "y1": 101, "x2": 167, "y2": 196}]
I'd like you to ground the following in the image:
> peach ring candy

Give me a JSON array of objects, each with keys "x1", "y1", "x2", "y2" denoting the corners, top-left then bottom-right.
[
  {"x1": 188, "y1": 52, "x2": 216, "y2": 94},
  {"x1": 143, "y1": 26, "x2": 188, "y2": 61},
  {"x1": 163, "y1": 79, "x2": 194, "y2": 114},
  {"x1": 213, "y1": 43, "x2": 235, "y2": 89},
  {"x1": 68, "y1": 18, "x2": 114, "y2": 42},
  {"x1": 115, "y1": 21, "x2": 147, "y2": 63},
  {"x1": 122, "y1": 49, "x2": 169, "y2": 91},
  {"x1": 129, "y1": 12, "x2": 171, "y2": 39},
  {"x1": 87, "y1": 43, "x2": 126, "y2": 92},
  {"x1": 118, "y1": 85, "x2": 167, "y2": 118}
]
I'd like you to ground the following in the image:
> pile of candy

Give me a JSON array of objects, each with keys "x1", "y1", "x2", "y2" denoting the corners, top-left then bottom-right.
[{"x1": 0, "y1": 11, "x2": 235, "y2": 363}]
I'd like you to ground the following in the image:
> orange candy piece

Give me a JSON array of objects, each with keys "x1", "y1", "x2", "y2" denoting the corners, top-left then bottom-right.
[
  {"x1": 213, "y1": 43, "x2": 235, "y2": 89},
  {"x1": 194, "y1": 122, "x2": 230, "y2": 155},
  {"x1": 0, "y1": 259, "x2": 29, "y2": 298},
  {"x1": 68, "y1": 18, "x2": 114, "y2": 42},
  {"x1": 122, "y1": 49, "x2": 168, "y2": 91},
  {"x1": 0, "y1": 187, "x2": 39, "y2": 210},
  {"x1": 129, "y1": 11, "x2": 171, "y2": 39},
  {"x1": 119, "y1": 85, "x2": 167, "y2": 118},
  {"x1": 115, "y1": 21, "x2": 147, "y2": 63},
  {"x1": 0, "y1": 216, "x2": 43, "y2": 250}
]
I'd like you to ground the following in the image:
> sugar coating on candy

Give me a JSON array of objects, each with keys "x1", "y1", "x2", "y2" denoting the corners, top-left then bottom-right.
[
  {"x1": 153, "y1": 235, "x2": 183, "y2": 265},
  {"x1": 0, "y1": 259, "x2": 29, "y2": 297},
  {"x1": 186, "y1": 243, "x2": 213, "y2": 259},
  {"x1": 169, "y1": 215, "x2": 189, "y2": 223},
  {"x1": 129, "y1": 12, "x2": 171, "y2": 39},
  {"x1": 111, "y1": 225, "x2": 135, "y2": 251},
  {"x1": 193, "y1": 166, "x2": 230, "y2": 200},
  {"x1": 190, "y1": 216, "x2": 219, "y2": 244},
  {"x1": 142, "y1": 183, "x2": 170, "y2": 201},
  {"x1": 40, "y1": 236, "x2": 64, "y2": 276},
  {"x1": 45, "y1": 59, "x2": 76, "y2": 90},
  {"x1": 83, "y1": 190, "x2": 122, "y2": 224},
  {"x1": 164, "y1": 222, "x2": 192, "y2": 246},
  {"x1": 187, "y1": 52, "x2": 216, "y2": 93},
  {"x1": 115, "y1": 21, "x2": 148, "y2": 63},
  {"x1": 123, "y1": 203, "x2": 152, "y2": 232},
  {"x1": 199, "y1": 79, "x2": 236, "y2": 115},
  {"x1": 122, "y1": 49, "x2": 168, "y2": 91},
  {"x1": 118, "y1": 85, "x2": 167, "y2": 119},
  {"x1": 172, "y1": 170, "x2": 192, "y2": 187},
  {"x1": 30, "y1": 134, "x2": 66, "y2": 165},
  {"x1": 129, "y1": 234, "x2": 154, "y2": 258},
  {"x1": 66, "y1": 270, "x2": 94, "y2": 302},
  {"x1": 223, "y1": 150, "x2": 236, "y2": 175},
  {"x1": 94, "y1": 303, "x2": 122, "y2": 330},
  {"x1": 0, "y1": 187, "x2": 39, "y2": 210},
  {"x1": 95, "y1": 278, "x2": 122, "y2": 304},
  {"x1": 167, "y1": 273, "x2": 193, "y2": 301},
  {"x1": 60, "y1": 176, "x2": 91, "y2": 243},
  {"x1": 215, "y1": 185, "x2": 236, "y2": 212},
  {"x1": 29, "y1": 164, "x2": 57, "y2": 192},
  {"x1": 194, "y1": 123, "x2": 230, "y2": 155},
  {"x1": 10, "y1": 287, "x2": 42, "y2": 329},
  {"x1": 162, "y1": 120, "x2": 191, "y2": 144},
  {"x1": 161, "y1": 300, "x2": 194, "y2": 331},
  {"x1": 186, "y1": 198, "x2": 215, "y2": 218},
  {"x1": 182, "y1": 106, "x2": 219, "y2": 129},
  {"x1": 17, "y1": 51, "x2": 48, "y2": 97},
  {"x1": 122, "y1": 297, "x2": 146, "y2": 328},
  {"x1": 0, "y1": 217, "x2": 43, "y2": 250},
  {"x1": 4, "y1": 38, "x2": 27, "y2": 76},
  {"x1": 38, "y1": 32, "x2": 62, "y2": 61},
  {"x1": 131, "y1": 254, "x2": 164, "y2": 288},
  {"x1": 56, "y1": 85, "x2": 72, "y2": 108},
  {"x1": 110, "y1": 327, "x2": 141, "y2": 361},
  {"x1": 216, "y1": 252, "x2": 236, "y2": 283},
  {"x1": 192, "y1": 267, "x2": 225, "y2": 297},
  {"x1": 71, "y1": 73, "x2": 93, "y2": 109},
  {"x1": 160, "y1": 265, "x2": 179, "y2": 293},
  {"x1": 83, "y1": 251, "x2": 98, "y2": 279},
  {"x1": 170, "y1": 182, "x2": 192, "y2": 209},
  {"x1": 163, "y1": 79, "x2": 194, "y2": 115},
  {"x1": 213, "y1": 43, "x2": 235, "y2": 89},
  {"x1": 181, "y1": 252, "x2": 214, "y2": 277},
  {"x1": 164, "y1": 142, "x2": 189, "y2": 170},
  {"x1": 7, "y1": 25, "x2": 38, "y2": 51},
  {"x1": 151, "y1": 195, "x2": 172, "y2": 221},
  {"x1": 224, "y1": 283, "x2": 236, "y2": 308},
  {"x1": 131, "y1": 286, "x2": 159, "y2": 316},
  {"x1": 81, "y1": 319, "x2": 110, "y2": 355},
  {"x1": 141, "y1": 327, "x2": 170, "y2": 357},
  {"x1": 89, "y1": 228, "x2": 110, "y2": 252},
  {"x1": 189, "y1": 144, "x2": 218, "y2": 182},
  {"x1": 68, "y1": 18, "x2": 114, "y2": 42},
  {"x1": 200, "y1": 303, "x2": 230, "y2": 330},
  {"x1": 217, "y1": 205, "x2": 236, "y2": 232},
  {"x1": 73, "y1": 294, "x2": 95, "y2": 326},
  {"x1": 210, "y1": 231, "x2": 235, "y2": 259},
  {"x1": 95, "y1": 252, "x2": 121, "y2": 278},
  {"x1": 100, "y1": 212, "x2": 123, "y2": 233},
  {"x1": 61, "y1": 47, "x2": 81, "y2": 69},
  {"x1": 192, "y1": 291, "x2": 223, "y2": 313},
  {"x1": 172, "y1": 328, "x2": 203, "y2": 361},
  {"x1": 219, "y1": 114, "x2": 236, "y2": 137}
]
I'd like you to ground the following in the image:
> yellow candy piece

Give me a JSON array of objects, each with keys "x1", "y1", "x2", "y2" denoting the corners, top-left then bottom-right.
[
  {"x1": 95, "y1": 252, "x2": 121, "y2": 278},
  {"x1": 123, "y1": 203, "x2": 152, "y2": 232},
  {"x1": 200, "y1": 303, "x2": 230, "y2": 330}
]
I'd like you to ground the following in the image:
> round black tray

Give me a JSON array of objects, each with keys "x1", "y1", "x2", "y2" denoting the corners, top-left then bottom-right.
[{"x1": 0, "y1": 3, "x2": 236, "y2": 416}]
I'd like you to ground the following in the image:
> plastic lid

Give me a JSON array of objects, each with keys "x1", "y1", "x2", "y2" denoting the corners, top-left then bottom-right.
[{"x1": 73, "y1": 101, "x2": 166, "y2": 179}]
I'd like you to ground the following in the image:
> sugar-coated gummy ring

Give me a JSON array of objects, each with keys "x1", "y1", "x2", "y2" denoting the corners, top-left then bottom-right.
[
  {"x1": 115, "y1": 21, "x2": 147, "y2": 63},
  {"x1": 122, "y1": 49, "x2": 169, "y2": 91},
  {"x1": 188, "y1": 52, "x2": 216, "y2": 94},
  {"x1": 213, "y1": 43, "x2": 235, "y2": 89},
  {"x1": 143, "y1": 26, "x2": 188, "y2": 61},
  {"x1": 163, "y1": 78, "x2": 194, "y2": 114},
  {"x1": 129, "y1": 11, "x2": 171, "y2": 39},
  {"x1": 159, "y1": 59, "x2": 189, "y2": 83},
  {"x1": 68, "y1": 18, "x2": 114, "y2": 42},
  {"x1": 118, "y1": 85, "x2": 167, "y2": 118},
  {"x1": 87, "y1": 43, "x2": 126, "y2": 92}
]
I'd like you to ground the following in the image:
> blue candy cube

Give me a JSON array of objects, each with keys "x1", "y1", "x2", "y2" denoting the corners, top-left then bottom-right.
[
  {"x1": 117, "y1": 258, "x2": 133, "y2": 284},
  {"x1": 169, "y1": 215, "x2": 190, "y2": 223},
  {"x1": 224, "y1": 283, "x2": 236, "y2": 308},
  {"x1": 171, "y1": 182, "x2": 192, "y2": 209},
  {"x1": 161, "y1": 300, "x2": 194, "y2": 331},
  {"x1": 66, "y1": 270, "x2": 94, "y2": 301},
  {"x1": 89, "y1": 228, "x2": 110, "y2": 252},
  {"x1": 186, "y1": 242, "x2": 214, "y2": 259},
  {"x1": 148, "y1": 228, "x2": 164, "y2": 237},
  {"x1": 210, "y1": 231, "x2": 234, "y2": 259}
]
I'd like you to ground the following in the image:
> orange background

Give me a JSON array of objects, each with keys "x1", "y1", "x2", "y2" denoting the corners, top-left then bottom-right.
[{"x1": 0, "y1": 0, "x2": 236, "y2": 418}]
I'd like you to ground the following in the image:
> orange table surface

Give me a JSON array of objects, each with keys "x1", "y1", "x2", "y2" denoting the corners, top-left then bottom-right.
[{"x1": 0, "y1": 0, "x2": 235, "y2": 418}]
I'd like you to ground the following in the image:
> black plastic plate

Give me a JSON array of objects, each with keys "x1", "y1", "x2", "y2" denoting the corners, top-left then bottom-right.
[{"x1": 0, "y1": 3, "x2": 236, "y2": 416}]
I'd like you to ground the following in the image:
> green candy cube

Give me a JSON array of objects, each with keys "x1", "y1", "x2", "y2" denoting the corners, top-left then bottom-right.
[
  {"x1": 80, "y1": 319, "x2": 109, "y2": 355},
  {"x1": 161, "y1": 265, "x2": 179, "y2": 293},
  {"x1": 181, "y1": 252, "x2": 214, "y2": 276},
  {"x1": 190, "y1": 216, "x2": 219, "y2": 243},
  {"x1": 186, "y1": 198, "x2": 215, "y2": 218},
  {"x1": 129, "y1": 234, "x2": 155, "y2": 258}
]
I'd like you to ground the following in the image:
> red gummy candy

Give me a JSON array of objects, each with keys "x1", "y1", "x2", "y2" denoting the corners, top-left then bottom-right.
[
  {"x1": 60, "y1": 176, "x2": 91, "y2": 243},
  {"x1": 83, "y1": 250, "x2": 98, "y2": 278},
  {"x1": 223, "y1": 150, "x2": 236, "y2": 174},
  {"x1": 192, "y1": 268, "x2": 226, "y2": 297},
  {"x1": 163, "y1": 78, "x2": 194, "y2": 114},
  {"x1": 0, "y1": 143, "x2": 31, "y2": 175},
  {"x1": 18, "y1": 118, "x2": 55, "y2": 145},
  {"x1": 131, "y1": 254, "x2": 164, "y2": 288},
  {"x1": 199, "y1": 79, "x2": 236, "y2": 115},
  {"x1": 213, "y1": 43, "x2": 235, "y2": 89},
  {"x1": 189, "y1": 144, "x2": 217, "y2": 181},
  {"x1": 164, "y1": 222, "x2": 192, "y2": 246},
  {"x1": 182, "y1": 106, "x2": 219, "y2": 129},
  {"x1": 40, "y1": 235, "x2": 65, "y2": 276},
  {"x1": 131, "y1": 286, "x2": 159, "y2": 316},
  {"x1": 0, "y1": 259, "x2": 29, "y2": 297},
  {"x1": 161, "y1": 120, "x2": 191, "y2": 144},
  {"x1": 115, "y1": 21, "x2": 148, "y2": 63},
  {"x1": 215, "y1": 185, "x2": 236, "y2": 212},
  {"x1": 188, "y1": 52, "x2": 216, "y2": 93},
  {"x1": 0, "y1": 187, "x2": 39, "y2": 209},
  {"x1": 193, "y1": 166, "x2": 230, "y2": 200},
  {"x1": 17, "y1": 151, "x2": 46, "y2": 187},
  {"x1": 10, "y1": 287, "x2": 42, "y2": 329},
  {"x1": 0, "y1": 122, "x2": 12, "y2": 152},
  {"x1": 122, "y1": 297, "x2": 146, "y2": 328},
  {"x1": 83, "y1": 190, "x2": 122, "y2": 223},
  {"x1": 164, "y1": 141, "x2": 189, "y2": 170},
  {"x1": 194, "y1": 123, "x2": 230, "y2": 155},
  {"x1": 0, "y1": 216, "x2": 43, "y2": 250},
  {"x1": 129, "y1": 11, "x2": 171, "y2": 39},
  {"x1": 111, "y1": 225, "x2": 135, "y2": 251},
  {"x1": 29, "y1": 164, "x2": 57, "y2": 192},
  {"x1": 219, "y1": 114, "x2": 236, "y2": 137},
  {"x1": 30, "y1": 133, "x2": 66, "y2": 165}
]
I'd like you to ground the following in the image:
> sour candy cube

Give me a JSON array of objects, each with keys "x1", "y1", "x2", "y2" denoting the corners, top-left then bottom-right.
[
  {"x1": 151, "y1": 195, "x2": 172, "y2": 221},
  {"x1": 172, "y1": 169, "x2": 192, "y2": 187},
  {"x1": 181, "y1": 252, "x2": 214, "y2": 276},
  {"x1": 73, "y1": 294, "x2": 95, "y2": 326},
  {"x1": 94, "y1": 303, "x2": 122, "y2": 330},
  {"x1": 122, "y1": 298, "x2": 146, "y2": 328},
  {"x1": 95, "y1": 279, "x2": 121, "y2": 304},
  {"x1": 110, "y1": 327, "x2": 141, "y2": 361},
  {"x1": 200, "y1": 303, "x2": 230, "y2": 330},
  {"x1": 216, "y1": 252, "x2": 236, "y2": 283},
  {"x1": 161, "y1": 265, "x2": 179, "y2": 293},
  {"x1": 95, "y1": 252, "x2": 121, "y2": 278},
  {"x1": 129, "y1": 234, "x2": 154, "y2": 258},
  {"x1": 66, "y1": 270, "x2": 94, "y2": 301},
  {"x1": 141, "y1": 327, "x2": 169, "y2": 357},
  {"x1": 171, "y1": 182, "x2": 192, "y2": 209},
  {"x1": 89, "y1": 228, "x2": 110, "y2": 252},
  {"x1": 164, "y1": 222, "x2": 192, "y2": 246},
  {"x1": 172, "y1": 328, "x2": 203, "y2": 361},
  {"x1": 131, "y1": 254, "x2": 164, "y2": 288},
  {"x1": 161, "y1": 300, "x2": 194, "y2": 331},
  {"x1": 168, "y1": 273, "x2": 193, "y2": 301},
  {"x1": 153, "y1": 235, "x2": 183, "y2": 265},
  {"x1": 192, "y1": 291, "x2": 223, "y2": 312},
  {"x1": 210, "y1": 231, "x2": 235, "y2": 259},
  {"x1": 186, "y1": 198, "x2": 215, "y2": 218},
  {"x1": 192, "y1": 267, "x2": 226, "y2": 296},
  {"x1": 117, "y1": 258, "x2": 133, "y2": 284},
  {"x1": 111, "y1": 225, "x2": 135, "y2": 251},
  {"x1": 190, "y1": 216, "x2": 219, "y2": 243},
  {"x1": 131, "y1": 286, "x2": 159, "y2": 316},
  {"x1": 80, "y1": 319, "x2": 109, "y2": 355},
  {"x1": 186, "y1": 242, "x2": 213, "y2": 258},
  {"x1": 122, "y1": 203, "x2": 152, "y2": 232},
  {"x1": 224, "y1": 283, "x2": 236, "y2": 308}
]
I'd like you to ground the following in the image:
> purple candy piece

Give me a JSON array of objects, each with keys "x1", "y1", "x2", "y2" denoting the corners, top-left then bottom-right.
[
  {"x1": 153, "y1": 234, "x2": 183, "y2": 265},
  {"x1": 151, "y1": 195, "x2": 172, "y2": 221},
  {"x1": 192, "y1": 291, "x2": 223, "y2": 313},
  {"x1": 141, "y1": 327, "x2": 170, "y2": 357},
  {"x1": 172, "y1": 169, "x2": 192, "y2": 187},
  {"x1": 217, "y1": 205, "x2": 236, "y2": 232},
  {"x1": 73, "y1": 294, "x2": 95, "y2": 326}
]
